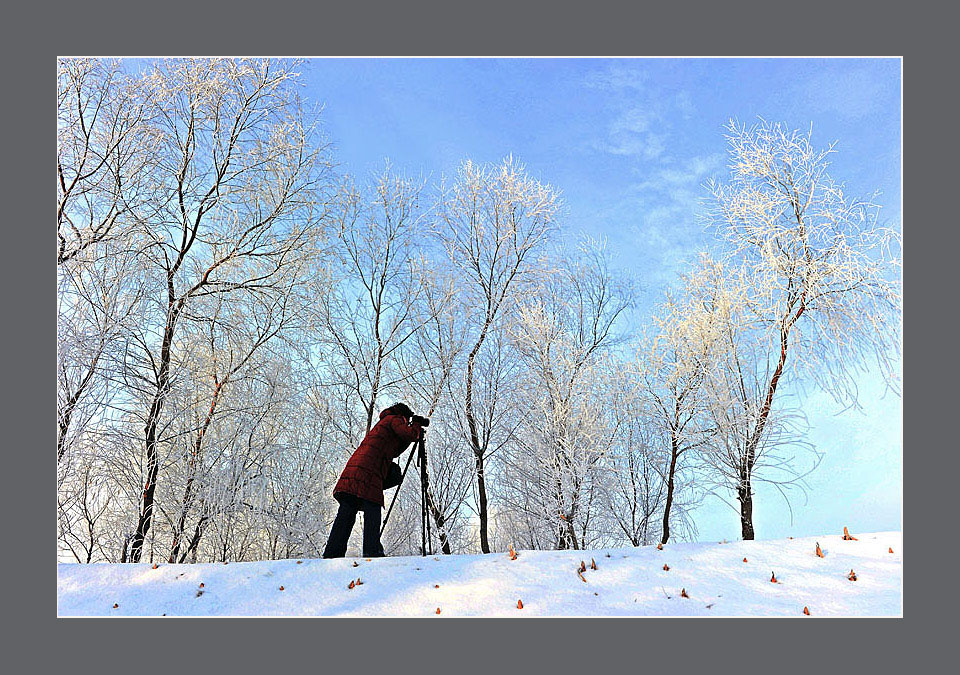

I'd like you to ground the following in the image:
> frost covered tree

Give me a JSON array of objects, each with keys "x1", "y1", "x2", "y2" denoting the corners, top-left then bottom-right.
[
  {"x1": 57, "y1": 243, "x2": 144, "y2": 463},
  {"x1": 690, "y1": 259, "x2": 820, "y2": 539},
  {"x1": 706, "y1": 120, "x2": 902, "y2": 539},
  {"x1": 388, "y1": 267, "x2": 471, "y2": 555},
  {"x1": 602, "y1": 405, "x2": 670, "y2": 547},
  {"x1": 58, "y1": 444, "x2": 121, "y2": 563},
  {"x1": 503, "y1": 241, "x2": 632, "y2": 550},
  {"x1": 164, "y1": 282, "x2": 309, "y2": 563},
  {"x1": 435, "y1": 157, "x2": 559, "y2": 553},
  {"x1": 57, "y1": 58, "x2": 153, "y2": 266},
  {"x1": 122, "y1": 59, "x2": 333, "y2": 562},
  {"x1": 638, "y1": 262, "x2": 725, "y2": 544},
  {"x1": 321, "y1": 166, "x2": 431, "y2": 438},
  {"x1": 57, "y1": 59, "x2": 153, "y2": 462}
]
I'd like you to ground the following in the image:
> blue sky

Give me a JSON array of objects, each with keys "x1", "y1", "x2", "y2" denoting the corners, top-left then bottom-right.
[{"x1": 299, "y1": 58, "x2": 902, "y2": 542}]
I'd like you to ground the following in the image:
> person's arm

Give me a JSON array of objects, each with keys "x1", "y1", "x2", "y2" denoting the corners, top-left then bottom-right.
[{"x1": 388, "y1": 415, "x2": 422, "y2": 445}]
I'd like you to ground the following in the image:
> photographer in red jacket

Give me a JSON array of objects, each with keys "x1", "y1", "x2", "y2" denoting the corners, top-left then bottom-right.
[{"x1": 322, "y1": 402, "x2": 426, "y2": 558}]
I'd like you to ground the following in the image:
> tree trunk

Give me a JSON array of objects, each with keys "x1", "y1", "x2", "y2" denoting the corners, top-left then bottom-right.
[
  {"x1": 660, "y1": 433, "x2": 679, "y2": 545},
  {"x1": 168, "y1": 473, "x2": 194, "y2": 563},
  {"x1": 365, "y1": 367, "x2": 380, "y2": 432},
  {"x1": 129, "y1": 297, "x2": 181, "y2": 562},
  {"x1": 738, "y1": 482, "x2": 755, "y2": 540},
  {"x1": 428, "y1": 497, "x2": 453, "y2": 555},
  {"x1": 422, "y1": 462, "x2": 452, "y2": 555},
  {"x1": 464, "y1": 322, "x2": 491, "y2": 553},
  {"x1": 57, "y1": 356, "x2": 99, "y2": 462},
  {"x1": 565, "y1": 518, "x2": 579, "y2": 550},
  {"x1": 57, "y1": 405, "x2": 74, "y2": 462},
  {"x1": 554, "y1": 470, "x2": 566, "y2": 549},
  {"x1": 738, "y1": 322, "x2": 794, "y2": 543},
  {"x1": 475, "y1": 452, "x2": 490, "y2": 553},
  {"x1": 185, "y1": 518, "x2": 207, "y2": 563},
  {"x1": 170, "y1": 381, "x2": 223, "y2": 563},
  {"x1": 418, "y1": 445, "x2": 453, "y2": 555}
]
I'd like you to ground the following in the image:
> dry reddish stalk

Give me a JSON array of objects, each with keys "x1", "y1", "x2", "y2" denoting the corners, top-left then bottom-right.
[{"x1": 590, "y1": 558, "x2": 597, "y2": 570}]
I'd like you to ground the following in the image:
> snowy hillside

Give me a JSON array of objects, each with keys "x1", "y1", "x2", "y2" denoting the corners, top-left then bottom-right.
[{"x1": 57, "y1": 531, "x2": 901, "y2": 617}]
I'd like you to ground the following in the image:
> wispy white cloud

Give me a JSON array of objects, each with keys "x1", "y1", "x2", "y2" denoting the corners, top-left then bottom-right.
[
  {"x1": 633, "y1": 153, "x2": 724, "y2": 195},
  {"x1": 585, "y1": 65, "x2": 699, "y2": 162},
  {"x1": 627, "y1": 153, "x2": 726, "y2": 286},
  {"x1": 597, "y1": 109, "x2": 666, "y2": 159},
  {"x1": 610, "y1": 107, "x2": 654, "y2": 135},
  {"x1": 581, "y1": 64, "x2": 725, "y2": 290}
]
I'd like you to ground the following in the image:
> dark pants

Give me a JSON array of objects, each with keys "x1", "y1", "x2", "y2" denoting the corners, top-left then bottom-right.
[{"x1": 322, "y1": 493, "x2": 385, "y2": 558}]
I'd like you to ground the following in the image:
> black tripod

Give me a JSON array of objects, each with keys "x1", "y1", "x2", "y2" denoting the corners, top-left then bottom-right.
[{"x1": 381, "y1": 431, "x2": 433, "y2": 556}]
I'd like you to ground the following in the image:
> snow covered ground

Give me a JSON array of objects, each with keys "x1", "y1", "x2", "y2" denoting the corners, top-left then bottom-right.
[{"x1": 57, "y1": 530, "x2": 901, "y2": 617}]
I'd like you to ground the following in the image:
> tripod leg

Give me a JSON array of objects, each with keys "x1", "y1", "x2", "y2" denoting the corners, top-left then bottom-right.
[
  {"x1": 418, "y1": 435, "x2": 433, "y2": 556},
  {"x1": 380, "y1": 444, "x2": 417, "y2": 537}
]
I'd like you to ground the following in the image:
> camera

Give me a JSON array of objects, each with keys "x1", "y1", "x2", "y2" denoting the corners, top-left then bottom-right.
[{"x1": 412, "y1": 414, "x2": 430, "y2": 427}]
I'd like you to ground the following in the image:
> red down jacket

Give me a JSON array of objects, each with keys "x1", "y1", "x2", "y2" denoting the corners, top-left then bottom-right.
[{"x1": 333, "y1": 406, "x2": 423, "y2": 507}]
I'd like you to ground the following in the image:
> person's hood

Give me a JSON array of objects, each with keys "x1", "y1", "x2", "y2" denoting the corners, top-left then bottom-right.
[{"x1": 379, "y1": 404, "x2": 411, "y2": 420}]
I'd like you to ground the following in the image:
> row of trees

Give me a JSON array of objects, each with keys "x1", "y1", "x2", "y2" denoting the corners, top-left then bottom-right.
[{"x1": 57, "y1": 58, "x2": 901, "y2": 563}]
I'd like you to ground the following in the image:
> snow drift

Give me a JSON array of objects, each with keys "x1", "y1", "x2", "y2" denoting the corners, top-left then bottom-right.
[{"x1": 57, "y1": 531, "x2": 901, "y2": 617}]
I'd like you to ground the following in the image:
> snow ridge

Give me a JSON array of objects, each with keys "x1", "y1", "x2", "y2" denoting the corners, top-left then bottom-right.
[{"x1": 57, "y1": 531, "x2": 902, "y2": 617}]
